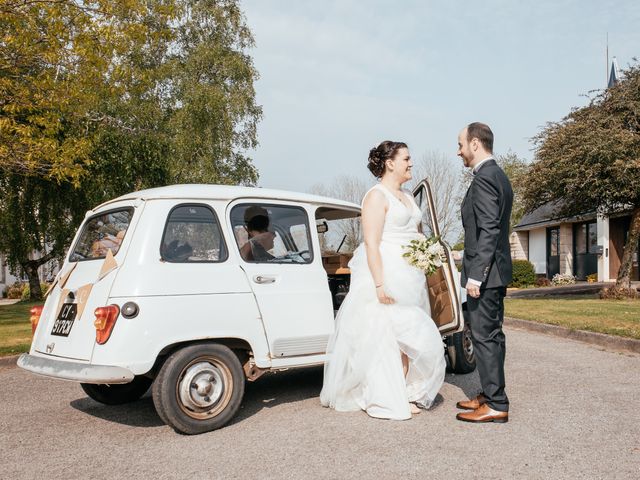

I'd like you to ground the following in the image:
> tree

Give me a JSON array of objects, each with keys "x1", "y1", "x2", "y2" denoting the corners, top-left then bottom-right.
[
  {"x1": 0, "y1": 174, "x2": 88, "y2": 299},
  {"x1": 524, "y1": 61, "x2": 640, "y2": 290},
  {"x1": 0, "y1": 0, "x2": 262, "y2": 299},
  {"x1": 310, "y1": 175, "x2": 372, "y2": 253},
  {"x1": 167, "y1": 0, "x2": 261, "y2": 185},
  {"x1": 496, "y1": 151, "x2": 529, "y2": 230},
  {"x1": 409, "y1": 150, "x2": 465, "y2": 244},
  {"x1": 0, "y1": 0, "x2": 179, "y2": 183}
]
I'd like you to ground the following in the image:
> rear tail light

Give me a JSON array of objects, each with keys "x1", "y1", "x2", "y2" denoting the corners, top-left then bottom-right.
[
  {"x1": 93, "y1": 305, "x2": 120, "y2": 344},
  {"x1": 30, "y1": 305, "x2": 44, "y2": 335}
]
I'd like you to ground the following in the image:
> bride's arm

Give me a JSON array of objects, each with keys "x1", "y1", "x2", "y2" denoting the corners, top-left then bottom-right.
[{"x1": 361, "y1": 189, "x2": 395, "y2": 304}]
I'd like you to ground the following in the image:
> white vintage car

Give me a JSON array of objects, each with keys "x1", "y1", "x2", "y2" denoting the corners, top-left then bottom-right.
[{"x1": 18, "y1": 181, "x2": 474, "y2": 434}]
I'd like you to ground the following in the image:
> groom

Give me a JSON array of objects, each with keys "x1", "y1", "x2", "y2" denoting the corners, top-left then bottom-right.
[{"x1": 456, "y1": 122, "x2": 513, "y2": 423}]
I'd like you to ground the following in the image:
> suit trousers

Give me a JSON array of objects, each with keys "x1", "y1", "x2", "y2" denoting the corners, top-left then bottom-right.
[{"x1": 466, "y1": 286, "x2": 509, "y2": 412}]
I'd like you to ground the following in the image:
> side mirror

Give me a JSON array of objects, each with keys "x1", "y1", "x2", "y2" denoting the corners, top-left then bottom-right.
[{"x1": 316, "y1": 221, "x2": 328, "y2": 234}]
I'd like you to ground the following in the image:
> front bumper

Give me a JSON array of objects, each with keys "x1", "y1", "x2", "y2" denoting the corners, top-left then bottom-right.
[{"x1": 17, "y1": 354, "x2": 135, "y2": 384}]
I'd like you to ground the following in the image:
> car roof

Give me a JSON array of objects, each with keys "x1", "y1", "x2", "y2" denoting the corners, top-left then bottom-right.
[{"x1": 95, "y1": 184, "x2": 361, "y2": 212}]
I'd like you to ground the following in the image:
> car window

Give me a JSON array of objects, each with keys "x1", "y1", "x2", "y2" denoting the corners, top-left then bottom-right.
[
  {"x1": 70, "y1": 208, "x2": 134, "y2": 261},
  {"x1": 230, "y1": 204, "x2": 313, "y2": 264},
  {"x1": 161, "y1": 204, "x2": 227, "y2": 263},
  {"x1": 413, "y1": 185, "x2": 436, "y2": 237}
]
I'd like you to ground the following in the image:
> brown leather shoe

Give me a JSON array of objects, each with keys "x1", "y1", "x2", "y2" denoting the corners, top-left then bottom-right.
[
  {"x1": 456, "y1": 404, "x2": 509, "y2": 423},
  {"x1": 456, "y1": 394, "x2": 487, "y2": 410}
]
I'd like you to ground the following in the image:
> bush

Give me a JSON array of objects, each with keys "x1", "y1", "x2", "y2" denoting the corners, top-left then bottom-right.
[
  {"x1": 586, "y1": 273, "x2": 598, "y2": 283},
  {"x1": 535, "y1": 277, "x2": 551, "y2": 287},
  {"x1": 6, "y1": 282, "x2": 25, "y2": 299},
  {"x1": 19, "y1": 283, "x2": 51, "y2": 300},
  {"x1": 551, "y1": 273, "x2": 576, "y2": 286},
  {"x1": 599, "y1": 286, "x2": 640, "y2": 300},
  {"x1": 509, "y1": 260, "x2": 536, "y2": 288}
]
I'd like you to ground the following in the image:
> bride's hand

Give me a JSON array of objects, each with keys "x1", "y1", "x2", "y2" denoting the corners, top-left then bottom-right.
[{"x1": 376, "y1": 285, "x2": 395, "y2": 305}]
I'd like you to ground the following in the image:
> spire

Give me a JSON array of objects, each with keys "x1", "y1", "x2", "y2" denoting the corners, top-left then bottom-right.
[{"x1": 608, "y1": 56, "x2": 620, "y2": 88}]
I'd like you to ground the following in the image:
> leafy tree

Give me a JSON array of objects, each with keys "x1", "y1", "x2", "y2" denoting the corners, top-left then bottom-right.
[
  {"x1": 167, "y1": 0, "x2": 261, "y2": 185},
  {"x1": 524, "y1": 62, "x2": 640, "y2": 290},
  {"x1": 0, "y1": 173, "x2": 87, "y2": 299},
  {"x1": 496, "y1": 151, "x2": 529, "y2": 230},
  {"x1": 0, "y1": 0, "x2": 261, "y2": 299},
  {"x1": 0, "y1": 0, "x2": 178, "y2": 183}
]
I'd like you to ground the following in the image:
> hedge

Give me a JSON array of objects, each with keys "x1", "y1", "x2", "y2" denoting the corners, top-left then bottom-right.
[{"x1": 509, "y1": 260, "x2": 536, "y2": 288}]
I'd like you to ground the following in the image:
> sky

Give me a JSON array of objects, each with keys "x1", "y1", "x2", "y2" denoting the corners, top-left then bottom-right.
[{"x1": 241, "y1": 0, "x2": 640, "y2": 192}]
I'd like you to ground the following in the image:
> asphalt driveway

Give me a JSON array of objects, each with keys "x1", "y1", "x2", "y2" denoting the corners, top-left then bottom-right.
[{"x1": 1, "y1": 326, "x2": 639, "y2": 479}]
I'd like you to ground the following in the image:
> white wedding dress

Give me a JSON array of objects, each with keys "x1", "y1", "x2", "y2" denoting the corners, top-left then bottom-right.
[{"x1": 320, "y1": 183, "x2": 446, "y2": 420}]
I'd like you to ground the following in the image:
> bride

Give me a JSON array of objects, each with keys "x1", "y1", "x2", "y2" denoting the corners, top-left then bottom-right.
[{"x1": 320, "y1": 140, "x2": 446, "y2": 420}]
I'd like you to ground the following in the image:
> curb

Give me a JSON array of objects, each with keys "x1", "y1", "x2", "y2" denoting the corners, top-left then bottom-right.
[
  {"x1": 0, "y1": 354, "x2": 20, "y2": 367},
  {"x1": 504, "y1": 317, "x2": 640, "y2": 354}
]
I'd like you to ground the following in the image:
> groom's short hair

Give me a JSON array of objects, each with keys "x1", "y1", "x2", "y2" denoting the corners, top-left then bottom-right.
[{"x1": 467, "y1": 122, "x2": 493, "y2": 153}]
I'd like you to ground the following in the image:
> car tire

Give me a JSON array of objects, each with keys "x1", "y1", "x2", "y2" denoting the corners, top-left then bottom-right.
[
  {"x1": 152, "y1": 343, "x2": 245, "y2": 435},
  {"x1": 80, "y1": 376, "x2": 153, "y2": 405},
  {"x1": 447, "y1": 322, "x2": 476, "y2": 374}
]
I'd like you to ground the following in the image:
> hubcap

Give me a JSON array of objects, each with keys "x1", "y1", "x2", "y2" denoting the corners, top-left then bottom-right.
[
  {"x1": 177, "y1": 358, "x2": 232, "y2": 419},
  {"x1": 463, "y1": 326, "x2": 474, "y2": 362}
]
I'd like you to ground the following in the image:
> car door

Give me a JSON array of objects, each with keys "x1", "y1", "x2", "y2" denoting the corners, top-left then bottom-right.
[
  {"x1": 412, "y1": 180, "x2": 464, "y2": 335},
  {"x1": 228, "y1": 200, "x2": 335, "y2": 358},
  {"x1": 32, "y1": 203, "x2": 140, "y2": 361}
]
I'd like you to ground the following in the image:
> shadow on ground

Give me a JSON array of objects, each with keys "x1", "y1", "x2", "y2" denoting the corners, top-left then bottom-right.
[
  {"x1": 445, "y1": 368, "x2": 482, "y2": 402},
  {"x1": 70, "y1": 364, "x2": 482, "y2": 430},
  {"x1": 70, "y1": 395, "x2": 164, "y2": 428},
  {"x1": 69, "y1": 366, "x2": 325, "y2": 430}
]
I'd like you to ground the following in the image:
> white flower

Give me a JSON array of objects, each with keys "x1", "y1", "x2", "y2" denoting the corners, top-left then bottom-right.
[{"x1": 402, "y1": 236, "x2": 446, "y2": 276}]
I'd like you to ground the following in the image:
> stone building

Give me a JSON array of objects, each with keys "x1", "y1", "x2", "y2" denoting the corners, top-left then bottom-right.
[{"x1": 510, "y1": 202, "x2": 639, "y2": 282}]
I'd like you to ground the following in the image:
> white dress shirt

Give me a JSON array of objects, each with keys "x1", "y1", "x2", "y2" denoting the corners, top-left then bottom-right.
[{"x1": 472, "y1": 156, "x2": 494, "y2": 175}]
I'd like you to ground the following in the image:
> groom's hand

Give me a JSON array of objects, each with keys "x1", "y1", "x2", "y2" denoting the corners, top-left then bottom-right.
[{"x1": 465, "y1": 281, "x2": 481, "y2": 298}]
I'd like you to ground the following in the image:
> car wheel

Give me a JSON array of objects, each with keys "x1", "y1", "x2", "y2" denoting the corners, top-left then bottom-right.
[
  {"x1": 447, "y1": 322, "x2": 476, "y2": 374},
  {"x1": 80, "y1": 376, "x2": 152, "y2": 405},
  {"x1": 152, "y1": 343, "x2": 245, "y2": 435}
]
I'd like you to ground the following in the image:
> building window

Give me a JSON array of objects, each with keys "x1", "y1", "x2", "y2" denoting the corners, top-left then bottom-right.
[
  {"x1": 575, "y1": 221, "x2": 597, "y2": 254},
  {"x1": 549, "y1": 228, "x2": 559, "y2": 257}
]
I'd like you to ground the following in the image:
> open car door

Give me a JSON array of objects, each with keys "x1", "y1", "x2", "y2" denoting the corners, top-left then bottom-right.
[{"x1": 412, "y1": 180, "x2": 464, "y2": 335}]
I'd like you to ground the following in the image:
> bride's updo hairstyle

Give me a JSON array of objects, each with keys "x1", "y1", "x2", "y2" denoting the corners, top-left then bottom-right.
[{"x1": 367, "y1": 140, "x2": 408, "y2": 178}]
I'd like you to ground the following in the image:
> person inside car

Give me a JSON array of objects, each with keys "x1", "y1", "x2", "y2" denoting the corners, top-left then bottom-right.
[
  {"x1": 90, "y1": 229, "x2": 126, "y2": 257},
  {"x1": 240, "y1": 206, "x2": 276, "y2": 262}
]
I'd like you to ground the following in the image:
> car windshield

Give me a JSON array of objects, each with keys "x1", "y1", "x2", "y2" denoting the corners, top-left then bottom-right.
[{"x1": 69, "y1": 208, "x2": 134, "y2": 261}]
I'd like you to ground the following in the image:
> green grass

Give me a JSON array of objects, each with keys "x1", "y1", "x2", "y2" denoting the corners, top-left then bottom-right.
[
  {"x1": 505, "y1": 296, "x2": 640, "y2": 340},
  {"x1": 0, "y1": 301, "x2": 39, "y2": 357},
  {"x1": 3, "y1": 296, "x2": 638, "y2": 357}
]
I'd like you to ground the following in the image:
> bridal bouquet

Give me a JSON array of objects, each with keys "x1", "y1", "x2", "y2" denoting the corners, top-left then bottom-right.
[{"x1": 402, "y1": 236, "x2": 446, "y2": 276}]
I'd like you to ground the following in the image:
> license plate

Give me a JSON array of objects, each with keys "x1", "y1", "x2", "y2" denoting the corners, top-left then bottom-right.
[{"x1": 51, "y1": 303, "x2": 78, "y2": 337}]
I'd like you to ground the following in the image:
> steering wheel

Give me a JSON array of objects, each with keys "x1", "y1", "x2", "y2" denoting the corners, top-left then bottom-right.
[{"x1": 296, "y1": 250, "x2": 311, "y2": 259}]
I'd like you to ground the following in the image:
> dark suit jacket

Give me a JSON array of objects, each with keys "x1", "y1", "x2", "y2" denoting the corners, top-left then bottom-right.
[{"x1": 461, "y1": 159, "x2": 513, "y2": 289}]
